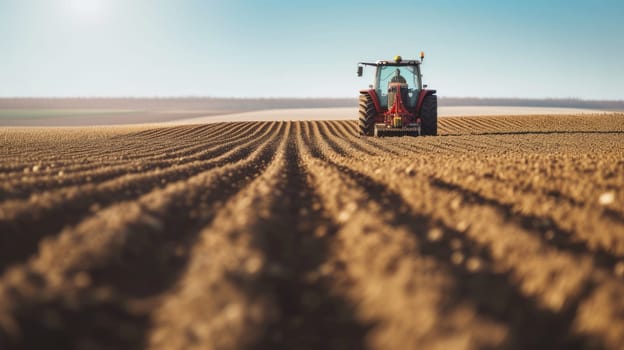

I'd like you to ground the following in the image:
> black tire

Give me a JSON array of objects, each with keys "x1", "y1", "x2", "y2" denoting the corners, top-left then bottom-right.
[
  {"x1": 358, "y1": 92, "x2": 376, "y2": 136},
  {"x1": 420, "y1": 94, "x2": 438, "y2": 136}
]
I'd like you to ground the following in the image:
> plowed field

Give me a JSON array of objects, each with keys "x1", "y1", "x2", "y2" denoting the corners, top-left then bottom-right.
[{"x1": 1, "y1": 114, "x2": 624, "y2": 349}]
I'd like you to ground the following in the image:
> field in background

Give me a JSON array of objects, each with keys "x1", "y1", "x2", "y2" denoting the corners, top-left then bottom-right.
[
  {"x1": 0, "y1": 98, "x2": 353, "y2": 126},
  {"x1": 0, "y1": 97, "x2": 622, "y2": 126},
  {"x1": 0, "y1": 109, "x2": 135, "y2": 119},
  {"x1": 1, "y1": 114, "x2": 624, "y2": 349},
  {"x1": 0, "y1": 109, "x2": 236, "y2": 126}
]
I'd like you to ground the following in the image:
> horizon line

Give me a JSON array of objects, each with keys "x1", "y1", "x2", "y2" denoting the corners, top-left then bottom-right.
[{"x1": 0, "y1": 96, "x2": 623, "y2": 102}]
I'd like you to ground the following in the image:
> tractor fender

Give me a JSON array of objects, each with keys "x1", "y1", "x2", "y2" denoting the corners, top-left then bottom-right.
[
  {"x1": 360, "y1": 89, "x2": 383, "y2": 114},
  {"x1": 415, "y1": 89, "x2": 437, "y2": 116}
]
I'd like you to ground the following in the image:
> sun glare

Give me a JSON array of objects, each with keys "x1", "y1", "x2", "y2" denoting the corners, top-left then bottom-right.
[{"x1": 64, "y1": 0, "x2": 108, "y2": 22}]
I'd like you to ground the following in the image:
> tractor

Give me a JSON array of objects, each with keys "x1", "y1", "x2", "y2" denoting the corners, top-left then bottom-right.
[{"x1": 357, "y1": 53, "x2": 437, "y2": 137}]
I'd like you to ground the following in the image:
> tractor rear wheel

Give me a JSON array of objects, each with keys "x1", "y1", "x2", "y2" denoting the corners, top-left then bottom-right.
[
  {"x1": 421, "y1": 94, "x2": 438, "y2": 136},
  {"x1": 358, "y1": 92, "x2": 376, "y2": 136}
]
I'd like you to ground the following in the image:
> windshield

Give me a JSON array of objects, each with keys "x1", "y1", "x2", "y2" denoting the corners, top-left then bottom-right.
[
  {"x1": 377, "y1": 66, "x2": 419, "y2": 90},
  {"x1": 375, "y1": 65, "x2": 421, "y2": 108}
]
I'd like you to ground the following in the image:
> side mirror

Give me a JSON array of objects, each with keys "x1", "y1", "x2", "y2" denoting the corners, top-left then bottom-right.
[
  {"x1": 423, "y1": 83, "x2": 428, "y2": 89},
  {"x1": 357, "y1": 66, "x2": 363, "y2": 77}
]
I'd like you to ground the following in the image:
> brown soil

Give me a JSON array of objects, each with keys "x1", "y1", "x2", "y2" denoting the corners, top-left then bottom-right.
[{"x1": 0, "y1": 114, "x2": 623, "y2": 349}]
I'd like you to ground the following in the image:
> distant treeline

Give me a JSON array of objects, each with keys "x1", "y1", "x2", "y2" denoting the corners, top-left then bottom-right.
[{"x1": 0, "y1": 97, "x2": 623, "y2": 110}]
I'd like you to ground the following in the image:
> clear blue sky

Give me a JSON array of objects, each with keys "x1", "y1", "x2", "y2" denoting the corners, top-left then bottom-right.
[{"x1": 1, "y1": 0, "x2": 622, "y2": 99}]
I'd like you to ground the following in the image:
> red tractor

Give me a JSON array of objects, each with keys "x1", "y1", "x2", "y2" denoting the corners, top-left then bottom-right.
[{"x1": 357, "y1": 53, "x2": 437, "y2": 136}]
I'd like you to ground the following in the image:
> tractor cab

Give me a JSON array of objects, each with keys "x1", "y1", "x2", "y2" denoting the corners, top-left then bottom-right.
[
  {"x1": 357, "y1": 53, "x2": 437, "y2": 137},
  {"x1": 376, "y1": 65, "x2": 422, "y2": 110}
]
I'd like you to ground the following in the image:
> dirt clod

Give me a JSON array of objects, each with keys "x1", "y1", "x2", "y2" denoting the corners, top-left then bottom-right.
[{"x1": 599, "y1": 192, "x2": 615, "y2": 206}]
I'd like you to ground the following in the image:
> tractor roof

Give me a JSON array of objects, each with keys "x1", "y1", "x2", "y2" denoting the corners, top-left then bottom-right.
[{"x1": 358, "y1": 60, "x2": 421, "y2": 67}]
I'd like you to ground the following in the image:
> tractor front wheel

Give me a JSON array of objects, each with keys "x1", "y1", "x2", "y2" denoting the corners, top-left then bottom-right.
[
  {"x1": 358, "y1": 92, "x2": 376, "y2": 136},
  {"x1": 421, "y1": 94, "x2": 438, "y2": 136}
]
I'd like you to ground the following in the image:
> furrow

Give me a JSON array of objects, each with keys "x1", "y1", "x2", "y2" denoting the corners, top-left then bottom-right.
[
  {"x1": 303, "y1": 122, "x2": 622, "y2": 348},
  {"x1": 427, "y1": 167, "x2": 624, "y2": 269},
  {"x1": 315, "y1": 120, "x2": 401, "y2": 158},
  {"x1": 0, "y1": 122, "x2": 272, "y2": 200},
  {"x1": 87, "y1": 123, "x2": 242, "y2": 160},
  {"x1": 317, "y1": 121, "x2": 369, "y2": 159},
  {"x1": 390, "y1": 137, "x2": 440, "y2": 154},
  {"x1": 0, "y1": 122, "x2": 279, "y2": 273},
  {"x1": 0, "y1": 122, "x2": 272, "y2": 196},
  {"x1": 297, "y1": 121, "x2": 511, "y2": 348},
  {"x1": 1, "y1": 116, "x2": 623, "y2": 349},
  {"x1": 145, "y1": 123, "x2": 293, "y2": 349},
  {"x1": 315, "y1": 137, "x2": 624, "y2": 348},
  {"x1": 326, "y1": 121, "x2": 385, "y2": 156},
  {"x1": 439, "y1": 118, "x2": 463, "y2": 135},
  {"x1": 147, "y1": 122, "x2": 245, "y2": 142},
  {"x1": 10, "y1": 124, "x2": 239, "y2": 171},
  {"x1": 0, "y1": 122, "x2": 286, "y2": 349},
  {"x1": 320, "y1": 121, "x2": 398, "y2": 156},
  {"x1": 0, "y1": 123, "x2": 245, "y2": 176},
  {"x1": 341, "y1": 120, "x2": 359, "y2": 135},
  {"x1": 122, "y1": 126, "x2": 175, "y2": 138},
  {"x1": 150, "y1": 121, "x2": 367, "y2": 350},
  {"x1": 355, "y1": 135, "x2": 402, "y2": 155},
  {"x1": 454, "y1": 153, "x2": 624, "y2": 214}
]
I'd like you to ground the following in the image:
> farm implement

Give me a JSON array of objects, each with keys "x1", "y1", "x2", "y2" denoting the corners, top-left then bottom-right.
[{"x1": 357, "y1": 54, "x2": 437, "y2": 137}]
